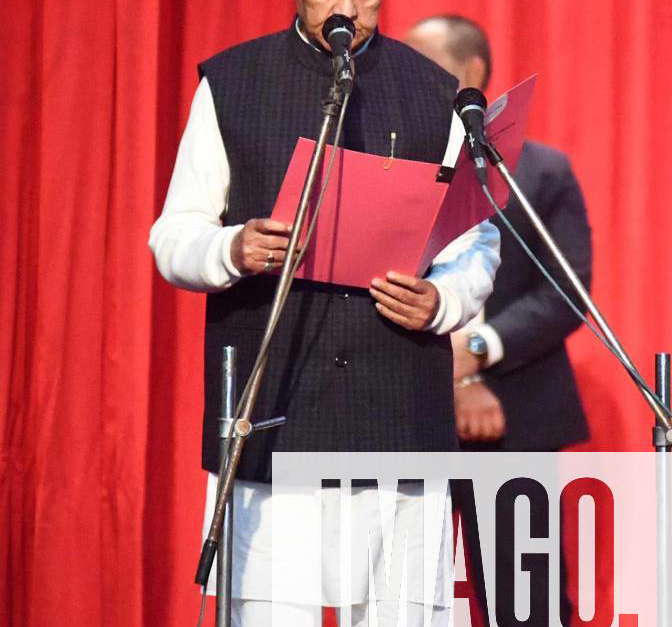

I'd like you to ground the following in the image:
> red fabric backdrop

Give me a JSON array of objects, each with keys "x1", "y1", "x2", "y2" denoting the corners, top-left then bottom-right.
[{"x1": 2, "y1": 1, "x2": 672, "y2": 625}]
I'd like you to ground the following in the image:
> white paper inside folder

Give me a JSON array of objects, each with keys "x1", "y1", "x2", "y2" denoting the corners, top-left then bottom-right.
[{"x1": 436, "y1": 111, "x2": 466, "y2": 183}]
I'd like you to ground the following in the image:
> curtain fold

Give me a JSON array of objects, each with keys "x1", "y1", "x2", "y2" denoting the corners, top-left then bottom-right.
[{"x1": 2, "y1": 1, "x2": 671, "y2": 624}]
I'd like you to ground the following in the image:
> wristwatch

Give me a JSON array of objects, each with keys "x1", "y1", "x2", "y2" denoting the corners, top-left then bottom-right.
[{"x1": 466, "y1": 332, "x2": 488, "y2": 360}]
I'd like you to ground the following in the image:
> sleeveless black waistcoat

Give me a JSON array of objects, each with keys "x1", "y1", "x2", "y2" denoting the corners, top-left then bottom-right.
[{"x1": 199, "y1": 23, "x2": 459, "y2": 481}]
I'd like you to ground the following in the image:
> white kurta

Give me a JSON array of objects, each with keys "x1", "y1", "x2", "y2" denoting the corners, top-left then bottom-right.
[{"x1": 150, "y1": 31, "x2": 502, "y2": 611}]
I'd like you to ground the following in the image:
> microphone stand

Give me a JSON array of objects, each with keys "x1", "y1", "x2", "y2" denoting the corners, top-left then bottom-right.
[
  {"x1": 215, "y1": 346, "x2": 236, "y2": 627},
  {"x1": 655, "y1": 353, "x2": 671, "y2": 627},
  {"x1": 481, "y1": 140, "x2": 671, "y2": 431},
  {"x1": 194, "y1": 81, "x2": 348, "y2": 614},
  {"x1": 476, "y1": 138, "x2": 672, "y2": 626}
]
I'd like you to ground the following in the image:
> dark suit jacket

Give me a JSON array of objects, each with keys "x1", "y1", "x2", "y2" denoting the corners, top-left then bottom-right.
[{"x1": 465, "y1": 141, "x2": 592, "y2": 451}]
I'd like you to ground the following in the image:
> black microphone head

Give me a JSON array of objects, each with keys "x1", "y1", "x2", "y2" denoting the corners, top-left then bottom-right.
[
  {"x1": 454, "y1": 88, "x2": 487, "y2": 115},
  {"x1": 322, "y1": 14, "x2": 356, "y2": 48}
]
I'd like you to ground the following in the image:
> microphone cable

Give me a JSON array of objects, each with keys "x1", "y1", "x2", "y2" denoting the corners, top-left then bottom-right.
[{"x1": 479, "y1": 182, "x2": 672, "y2": 422}]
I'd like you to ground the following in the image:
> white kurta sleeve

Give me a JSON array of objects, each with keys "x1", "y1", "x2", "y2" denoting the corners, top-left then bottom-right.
[
  {"x1": 149, "y1": 78, "x2": 243, "y2": 292},
  {"x1": 424, "y1": 220, "x2": 501, "y2": 335}
]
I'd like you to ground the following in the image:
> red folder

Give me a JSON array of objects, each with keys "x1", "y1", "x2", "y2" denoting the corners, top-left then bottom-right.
[{"x1": 271, "y1": 76, "x2": 535, "y2": 289}]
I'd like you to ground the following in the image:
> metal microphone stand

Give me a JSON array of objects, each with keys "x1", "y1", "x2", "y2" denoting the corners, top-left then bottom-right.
[
  {"x1": 477, "y1": 138, "x2": 672, "y2": 625},
  {"x1": 481, "y1": 140, "x2": 671, "y2": 431},
  {"x1": 655, "y1": 354, "x2": 671, "y2": 626},
  {"x1": 215, "y1": 346, "x2": 236, "y2": 627},
  {"x1": 194, "y1": 81, "x2": 348, "y2": 615}
]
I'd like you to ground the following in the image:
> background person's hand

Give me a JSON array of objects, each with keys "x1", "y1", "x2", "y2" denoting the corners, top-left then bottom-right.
[
  {"x1": 369, "y1": 272, "x2": 439, "y2": 331},
  {"x1": 230, "y1": 219, "x2": 295, "y2": 275},
  {"x1": 452, "y1": 338, "x2": 483, "y2": 380},
  {"x1": 454, "y1": 381, "x2": 506, "y2": 441}
]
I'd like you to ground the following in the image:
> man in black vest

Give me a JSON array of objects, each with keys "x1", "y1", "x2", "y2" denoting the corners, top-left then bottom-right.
[
  {"x1": 406, "y1": 14, "x2": 592, "y2": 624},
  {"x1": 150, "y1": 2, "x2": 501, "y2": 624}
]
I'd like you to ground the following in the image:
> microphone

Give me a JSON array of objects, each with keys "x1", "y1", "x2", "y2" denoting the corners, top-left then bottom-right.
[
  {"x1": 322, "y1": 14, "x2": 356, "y2": 93},
  {"x1": 454, "y1": 88, "x2": 489, "y2": 185}
]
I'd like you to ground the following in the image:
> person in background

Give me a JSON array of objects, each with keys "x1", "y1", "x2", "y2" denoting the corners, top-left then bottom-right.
[{"x1": 407, "y1": 14, "x2": 592, "y2": 623}]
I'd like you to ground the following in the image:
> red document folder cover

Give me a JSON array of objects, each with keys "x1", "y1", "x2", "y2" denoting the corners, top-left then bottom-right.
[{"x1": 271, "y1": 76, "x2": 535, "y2": 289}]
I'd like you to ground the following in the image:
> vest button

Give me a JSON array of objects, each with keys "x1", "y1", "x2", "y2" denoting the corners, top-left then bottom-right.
[
  {"x1": 340, "y1": 292, "x2": 349, "y2": 300},
  {"x1": 334, "y1": 356, "x2": 348, "y2": 368}
]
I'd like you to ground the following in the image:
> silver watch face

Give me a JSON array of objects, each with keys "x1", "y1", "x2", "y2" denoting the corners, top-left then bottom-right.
[{"x1": 468, "y1": 334, "x2": 488, "y2": 356}]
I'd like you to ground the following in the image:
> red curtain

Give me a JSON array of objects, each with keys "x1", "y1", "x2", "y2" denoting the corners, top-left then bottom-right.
[{"x1": 2, "y1": 1, "x2": 672, "y2": 625}]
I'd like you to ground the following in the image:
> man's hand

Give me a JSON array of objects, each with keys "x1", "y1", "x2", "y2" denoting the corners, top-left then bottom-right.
[
  {"x1": 230, "y1": 219, "x2": 295, "y2": 275},
  {"x1": 454, "y1": 382, "x2": 506, "y2": 441},
  {"x1": 369, "y1": 272, "x2": 439, "y2": 331},
  {"x1": 452, "y1": 337, "x2": 483, "y2": 380}
]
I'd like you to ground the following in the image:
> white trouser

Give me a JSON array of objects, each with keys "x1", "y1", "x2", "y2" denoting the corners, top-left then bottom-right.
[
  {"x1": 204, "y1": 477, "x2": 454, "y2": 608},
  {"x1": 231, "y1": 599, "x2": 453, "y2": 627}
]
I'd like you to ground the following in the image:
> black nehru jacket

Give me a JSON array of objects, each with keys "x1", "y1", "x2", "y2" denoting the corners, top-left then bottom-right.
[{"x1": 198, "y1": 22, "x2": 460, "y2": 481}]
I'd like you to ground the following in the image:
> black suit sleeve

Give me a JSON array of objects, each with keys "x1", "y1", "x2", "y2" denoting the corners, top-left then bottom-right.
[{"x1": 486, "y1": 155, "x2": 592, "y2": 375}]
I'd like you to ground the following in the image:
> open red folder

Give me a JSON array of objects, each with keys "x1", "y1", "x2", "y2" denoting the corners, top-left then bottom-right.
[{"x1": 271, "y1": 76, "x2": 536, "y2": 289}]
